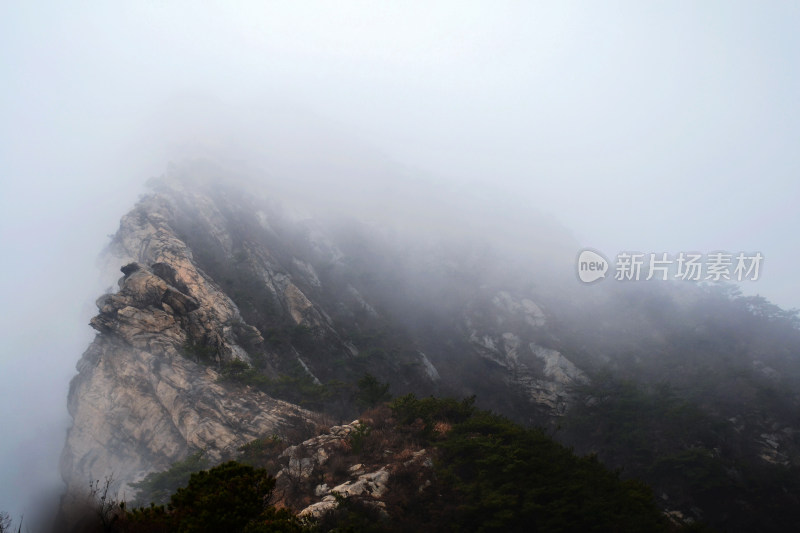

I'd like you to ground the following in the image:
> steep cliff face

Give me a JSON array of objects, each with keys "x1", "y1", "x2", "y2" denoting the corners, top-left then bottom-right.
[
  {"x1": 61, "y1": 168, "x2": 586, "y2": 503},
  {"x1": 61, "y1": 185, "x2": 322, "y2": 502},
  {"x1": 61, "y1": 165, "x2": 800, "y2": 531}
]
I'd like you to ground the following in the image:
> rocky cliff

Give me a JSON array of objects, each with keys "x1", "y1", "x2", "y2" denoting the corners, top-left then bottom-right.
[
  {"x1": 61, "y1": 164, "x2": 800, "y2": 531},
  {"x1": 60, "y1": 187, "x2": 324, "y2": 504},
  {"x1": 62, "y1": 166, "x2": 590, "y2": 504}
]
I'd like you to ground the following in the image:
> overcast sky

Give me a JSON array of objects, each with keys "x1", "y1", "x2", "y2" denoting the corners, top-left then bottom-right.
[{"x1": 1, "y1": 0, "x2": 799, "y2": 522}]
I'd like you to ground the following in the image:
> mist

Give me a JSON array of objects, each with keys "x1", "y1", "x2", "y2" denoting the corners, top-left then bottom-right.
[{"x1": 1, "y1": 0, "x2": 799, "y2": 525}]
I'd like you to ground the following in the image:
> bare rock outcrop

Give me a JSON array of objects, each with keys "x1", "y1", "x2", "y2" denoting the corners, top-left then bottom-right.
[
  {"x1": 61, "y1": 188, "x2": 320, "y2": 506},
  {"x1": 267, "y1": 419, "x2": 434, "y2": 522}
]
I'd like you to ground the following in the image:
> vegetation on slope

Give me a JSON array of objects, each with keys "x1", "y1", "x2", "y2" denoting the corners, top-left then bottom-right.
[
  {"x1": 117, "y1": 178, "x2": 800, "y2": 531},
  {"x1": 562, "y1": 376, "x2": 800, "y2": 531},
  {"x1": 62, "y1": 396, "x2": 693, "y2": 532},
  {"x1": 387, "y1": 395, "x2": 675, "y2": 532}
]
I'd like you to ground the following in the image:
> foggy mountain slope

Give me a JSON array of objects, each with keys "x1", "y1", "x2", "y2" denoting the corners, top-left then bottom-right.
[
  {"x1": 59, "y1": 180, "x2": 325, "y2": 510},
  {"x1": 550, "y1": 281, "x2": 800, "y2": 530},
  {"x1": 2, "y1": 1, "x2": 797, "y2": 528},
  {"x1": 60, "y1": 163, "x2": 590, "y2": 501},
  {"x1": 61, "y1": 162, "x2": 800, "y2": 531}
]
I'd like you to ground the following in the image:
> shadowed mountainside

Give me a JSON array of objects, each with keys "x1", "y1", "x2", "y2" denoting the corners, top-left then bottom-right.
[{"x1": 60, "y1": 163, "x2": 800, "y2": 531}]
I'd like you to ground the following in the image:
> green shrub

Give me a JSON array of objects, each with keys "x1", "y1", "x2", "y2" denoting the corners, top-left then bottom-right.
[
  {"x1": 386, "y1": 395, "x2": 670, "y2": 532},
  {"x1": 125, "y1": 461, "x2": 302, "y2": 533},
  {"x1": 348, "y1": 422, "x2": 371, "y2": 454},
  {"x1": 167, "y1": 461, "x2": 278, "y2": 533},
  {"x1": 131, "y1": 450, "x2": 209, "y2": 506},
  {"x1": 238, "y1": 436, "x2": 285, "y2": 469},
  {"x1": 354, "y1": 373, "x2": 391, "y2": 408},
  {"x1": 182, "y1": 341, "x2": 218, "y2": 365}
]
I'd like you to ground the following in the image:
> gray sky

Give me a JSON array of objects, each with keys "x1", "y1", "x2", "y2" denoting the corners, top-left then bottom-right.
[{"x1": 1, "y1": 0, "x2": 799, "y2": 522}]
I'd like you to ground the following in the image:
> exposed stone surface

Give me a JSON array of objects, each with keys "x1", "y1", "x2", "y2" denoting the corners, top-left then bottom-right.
[
  {"x1": 530, "y1": 344, "x2": 589, "y2": 386},
  {"x1": 492, "y1": 291, "x2": 546, "y2": 327},
  {"x1": 62, "y1": 335, "x2": 313, "y2": 499},
  {"x1": 60, "y1": 170, "x2": 590, "y2": 514},
  {"x1": 298, "y1": 467, "x2": 391, "y2": 520},
  {"x1": 267, "y1": 420, "x2": 433, "y2": 521},
  {"x1": 57, "y1": 166, "x2": 800, "y2": 532},
  {"x1": 62, "y1": 169, "x2": 586, "y2": 501},
  {"x1": 61, "y1": 187, "x2": 321, "y2": 506},
  {"x1": 469, "y1": 329, "x2": 589, "y2": 415}
]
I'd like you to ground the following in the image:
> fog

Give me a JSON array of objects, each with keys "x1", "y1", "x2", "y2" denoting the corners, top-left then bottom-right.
[{"x1": 1, "y1": 1, "x2": 799, "y2": 524}]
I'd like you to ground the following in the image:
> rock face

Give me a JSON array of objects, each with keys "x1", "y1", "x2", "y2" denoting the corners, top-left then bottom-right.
[
  {"x1": 55, "y1": 162, "x2": 800, "y2": 533},
  {"x1": 267, "y1": 418, "x2": 434, "y2": 522},
  {"x1": 58, "y1": 164, "x2": 800, "y2": 532},
  {"x1": 60, "y1": 190, "x2": 321, "y2": 503},
  {"x1": 61, "y1": 168, "x2": 593, "y2": 506}
]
